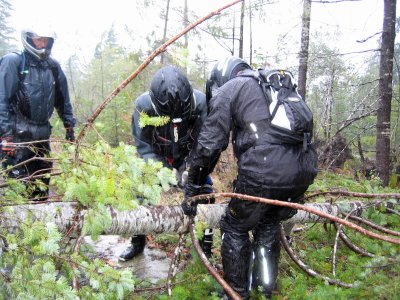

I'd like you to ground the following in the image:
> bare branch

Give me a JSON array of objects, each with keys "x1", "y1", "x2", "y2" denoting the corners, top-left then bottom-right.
[
  {"x1": 280, "y1": 225, "x2": 353, "y2": 288},
  {"x1": 189, "y1": 218, "x2": 241, "y2": 300}
]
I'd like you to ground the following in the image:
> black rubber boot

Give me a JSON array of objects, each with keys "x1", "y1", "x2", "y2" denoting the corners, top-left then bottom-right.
[
  {"x1": 199, "y1": 229, "x2": 213, "y2": 258},
  {"x1": 119, "y1": 235, "x2": 146, "y2": 261},
  {"x1": 250, "y1": 223, "x2": 281, "y2": 299},
  {"x1": 221, "y1": 231, "x2": 252, "y2": 299}
]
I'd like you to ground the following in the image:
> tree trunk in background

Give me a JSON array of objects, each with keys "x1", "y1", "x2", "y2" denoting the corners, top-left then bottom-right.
[
  {"x1": 232, "y1": 7, "x2": 236, "y2": 55},
  {"x1": 249, "y1": 1, "x2": 253, "y2": 65},
  {"x1": 298, "y1": 0, "x2": 311, "y2": 101},
  {"x1": 376, "y1": 0, "x2": 396, "y2": 186},
  {"x1": 239, "y1": 0, "x2": 245, "y2": 58},
  {"x1": 183, "y1": 0, "x2": 189, "y2": 48},
  {"x1": 160, "y1": 0, "x2": 171, "y2": 64}
]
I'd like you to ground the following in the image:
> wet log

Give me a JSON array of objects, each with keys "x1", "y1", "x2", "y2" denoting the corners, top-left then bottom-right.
[{"x1": 0, "y1": 199, "x2": 398, "y2": 235}]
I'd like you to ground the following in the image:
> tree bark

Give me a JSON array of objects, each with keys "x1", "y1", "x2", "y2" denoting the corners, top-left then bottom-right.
[
  {"x1": 1, "y1": 199, "x2": 397, "y2": 235},
  {"x1": 376, "y1": 0, "x2": 396, "y2": 186},
  {"x1": 297, "y1": 0, "x2": 311, "y2": 101}
]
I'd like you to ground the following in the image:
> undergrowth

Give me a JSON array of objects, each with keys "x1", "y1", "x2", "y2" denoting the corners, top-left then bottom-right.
[{"x1": 145, "y1": 170, "x2": 400, "y2": 300}]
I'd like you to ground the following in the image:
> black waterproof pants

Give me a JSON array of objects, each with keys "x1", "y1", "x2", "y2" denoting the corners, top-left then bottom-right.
[
  {"x1": 220, "y1": 178, "x2": 303, "y2": 299},
  {"x1": 2, "y1": 141, "x2": 52, "y2": 199}
]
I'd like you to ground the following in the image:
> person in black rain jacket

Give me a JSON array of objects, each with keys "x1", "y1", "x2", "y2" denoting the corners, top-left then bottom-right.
[
  {"x1": 0, "y1": 28, "x2": 76, "y2": 199},
  {"x1": 182, "y1": 57, "x2": 317, "y2": 299},
  {"x1": 119, "y1": 65, "x2": 214, "y2": 261}
]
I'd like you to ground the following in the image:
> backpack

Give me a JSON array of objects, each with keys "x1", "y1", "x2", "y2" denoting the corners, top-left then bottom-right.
[
  {"x1": 13, "y1": 51, "x2": 59, "y2": 125},
  {"x1": 238, "y1": 69, "x2": 318, "y2": 190}
]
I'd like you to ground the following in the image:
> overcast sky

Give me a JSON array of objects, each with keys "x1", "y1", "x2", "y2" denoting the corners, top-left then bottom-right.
[{"x1": 7, "y1": 0, "x2": 396, "y2": 69}]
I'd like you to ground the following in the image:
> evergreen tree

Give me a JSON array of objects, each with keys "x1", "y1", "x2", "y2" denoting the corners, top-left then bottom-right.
[{"x1": 0, "y1": 0, "x2": 15, "y2": 56}]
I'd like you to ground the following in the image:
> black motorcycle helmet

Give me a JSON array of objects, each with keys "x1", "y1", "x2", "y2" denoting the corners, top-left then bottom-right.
[
  {"x1": 206, "y1": 56, "x2": 251, "y2": 103},
  {"x1": 149, "y1": 66, "x2": 194, "y2": 120}
]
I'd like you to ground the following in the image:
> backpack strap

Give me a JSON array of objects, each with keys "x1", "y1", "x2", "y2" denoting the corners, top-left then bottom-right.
[{"x1": 238, "y1": 69, "x2": 273, "y2": 119}]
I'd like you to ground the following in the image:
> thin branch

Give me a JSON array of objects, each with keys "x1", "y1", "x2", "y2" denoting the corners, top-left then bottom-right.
[
  {"x1": 333, "y1": 222, "x2": 375, "y2": 257},
  {"x1": 190, "y1": 193, "x2": 400, "y2": 245},
  {"x1": 280, "y1": 225, "x2": 353, "y2": 288},
  {"x1": 306, "y1": 190, "x2": 400, "y2": 200},
  {"x1": 167, "y1": 233, "x2": 185, "y2": 297},
  {"x1": 348, "y1": 215, "x2": 400, "y2": 237},
  {"x1": 189, "y1": 218, "x2": 241, "y2": 300}
]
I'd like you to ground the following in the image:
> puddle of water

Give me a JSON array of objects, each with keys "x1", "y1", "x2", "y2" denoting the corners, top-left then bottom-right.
[{"x1": 84, "y1": 235, "x2": 172, "y2": 283}]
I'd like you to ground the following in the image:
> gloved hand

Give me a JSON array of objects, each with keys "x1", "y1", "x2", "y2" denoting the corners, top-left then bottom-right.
[
  {"x1": 65, "y1": 127, "x2": 75, "y2": 142},
  {"x1": 181, "y1": 182, "x2": 202, "y2": 217},
  {"x1": 1, "y1": 137, "x2": 16, "y2": 157}
]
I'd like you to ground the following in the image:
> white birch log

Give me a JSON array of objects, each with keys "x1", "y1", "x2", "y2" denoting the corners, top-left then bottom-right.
[{"x1": 0, "y1": 199, "x2": 398, "y2": 235}]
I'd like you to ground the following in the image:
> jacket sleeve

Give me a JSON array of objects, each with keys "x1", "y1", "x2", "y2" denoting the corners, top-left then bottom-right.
[
  {"x1": 54, "y1": 62, "x2": 76, "y2": 128},
  {"x1": 187, "y1": 86, "x2": 233, "y2": 184},
  {"x1": 0, "y1": 53, "x2": 21, "y2": 138},
  {"x1": 131, "y1": 94, "x2": 163, "y2": 163}
]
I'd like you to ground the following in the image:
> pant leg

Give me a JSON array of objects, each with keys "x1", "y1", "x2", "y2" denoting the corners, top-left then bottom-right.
[
  {"x1": 250, "y1": 222, "x2": 281, "y2": 298},
  {"x1": 26, "y1": 142, "x2": 52, "y2": 199},
  {"x1": 220, "y1": 197, "x2": 265, "y2": 299}
]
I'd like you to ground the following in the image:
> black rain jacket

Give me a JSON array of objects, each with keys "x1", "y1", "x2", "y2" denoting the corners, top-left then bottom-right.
[
  {"x1": 132, "y1": 89, "x2": 207, "y2": 169},
  {"x1": 0, "y1": 51, "x2": 75, "y2": 141},
  {"x1": 191, "y1": 75, "x2": 317, "y2": 191}
]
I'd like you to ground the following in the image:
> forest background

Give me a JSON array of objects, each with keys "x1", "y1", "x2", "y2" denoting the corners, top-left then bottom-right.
[{"x1": 0, "y1": 0, "x2": 400, "y2": 299}]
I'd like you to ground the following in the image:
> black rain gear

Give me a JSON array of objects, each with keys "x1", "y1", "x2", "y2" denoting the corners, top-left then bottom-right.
[
  {"x1": 0, "y1": 50, "x2": 75, "y2": 198},
  {"x1": 187, "y1": 75, "x2": 317, "y2": 299},
  {"x1": 131, "y1": 89, "x2": 207, "y2": 169}
]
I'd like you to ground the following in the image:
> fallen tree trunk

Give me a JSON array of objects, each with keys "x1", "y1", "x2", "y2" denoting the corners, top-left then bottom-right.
[{"x1": 1, "y1": 199, "x2": 398, "y2": 235}]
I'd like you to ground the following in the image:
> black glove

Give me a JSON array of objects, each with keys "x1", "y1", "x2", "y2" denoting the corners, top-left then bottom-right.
[
  {"x1": 65, "y1": 127, "x2": 75, "y2": 142},
  {"x1": 181, "y1": 182, "x2": 201, "y2": 217}
]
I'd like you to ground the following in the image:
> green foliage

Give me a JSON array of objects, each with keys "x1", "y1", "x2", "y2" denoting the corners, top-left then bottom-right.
[
  {"x1": 56, "y1": 142, "x2": 175, "y2": 237},
  {"x1": 157, "y1": 251, "x2": 222, "y2": 300},
  {"x1": 138, "y1": 111, "x2": 170, "y2": 128},
  {"x1": 0, "y1": 141, "x2": 177, "y2": 298}
]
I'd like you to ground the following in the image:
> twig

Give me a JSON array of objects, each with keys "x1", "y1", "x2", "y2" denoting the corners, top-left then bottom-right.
[
  {"x1": 75, "y1": 0, "x2": 243, "y2": 158},
  {"x1": 167, "y1": 233, "x2": 185, "y2": 296},
  {"x1": 332, "y1": 222, "x2": 341, "y2": 276},
  {"x1": 333, "y1": 222, "x2": 375, "y2": 258},
  {"x1": 190, "y1": 193, "x2": 400, "y2": 245},
  {"x1": 189, "y1": 218, "x2": 241, "y2": 300},
  {"x1": 348, "y1": 215, "x2": 400, "y2": 237},
  {"x1": 306, "y1": 190, "x2": 400, "y2": 200},
  {"x1": 280, "y1": 225, "x2": 353, "y2": 288},
  {"x1": 386, "y1": 207, "x2": 400, "y2": 217}
]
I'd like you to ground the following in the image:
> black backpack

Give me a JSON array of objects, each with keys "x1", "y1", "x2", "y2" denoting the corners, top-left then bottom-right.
[{"x1": 238, "y1": 69, "x2": 318, "y2": 190}]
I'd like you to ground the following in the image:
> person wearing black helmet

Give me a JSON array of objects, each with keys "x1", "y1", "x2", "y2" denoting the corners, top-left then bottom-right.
[
  {"x1": 0, "y1": 28, "x2": 76, "y2": 199},
  {"x1": 205, "y1": 56, "x2": 251, "y2": 113},
  {"x1": 119, "y1": 65, "x2": 214, "y2": 261},
  {"x1": 181, "y1": 57, "x2": 317, "y2": 299}
]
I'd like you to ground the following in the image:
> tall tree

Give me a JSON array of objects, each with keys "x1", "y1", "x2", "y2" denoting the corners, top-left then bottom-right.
[
  {"x1": 0, "y1": 0, "x2": 15, "y2": 56},
  {"x1": 376, "y1": 0, "x2": 397, "y2": 186},
  {"x1": 239, "y1": 0, "x2": 245, "y2": 58},
  {"x1": 298, "y1": 0, "x2": 312, "y2": 101},
  {"x1": 160, "y1": 0, "x2": 171, "y2": 64}
]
